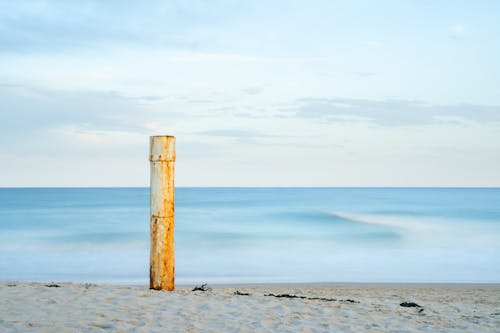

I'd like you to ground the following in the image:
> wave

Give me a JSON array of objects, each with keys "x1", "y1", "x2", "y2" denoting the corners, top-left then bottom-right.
[{"x1": 331, "y1": 211, "x2": 447, "y2": 232}]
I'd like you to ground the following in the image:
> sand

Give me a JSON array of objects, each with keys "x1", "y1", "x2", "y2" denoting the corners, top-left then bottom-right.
[{"x1": 1, "y1": 282, "x2": 499, "y2": 332}]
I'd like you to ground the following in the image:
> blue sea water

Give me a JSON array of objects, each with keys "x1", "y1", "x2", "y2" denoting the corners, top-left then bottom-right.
[{"x1": 0, "y1": 188, "x2": 499, "y2": 284}]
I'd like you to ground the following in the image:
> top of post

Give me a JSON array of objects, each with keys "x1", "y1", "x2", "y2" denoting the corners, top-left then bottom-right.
[{"x1": 150, "y1": 136, "x2": 176, "y2": 162}]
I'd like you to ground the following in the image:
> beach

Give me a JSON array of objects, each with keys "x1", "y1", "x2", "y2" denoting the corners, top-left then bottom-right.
[
  {"x1": 1, "y1": 282, "x2": 499, "y2": 332},
  {"x1": 1, "y1": 189, "x2": 499, "y2": 332}
]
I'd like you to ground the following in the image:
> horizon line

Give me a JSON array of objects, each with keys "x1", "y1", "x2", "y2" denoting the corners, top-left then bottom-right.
[{"x1": 1, "y1": 186, "x2": 499, "y2": 189}]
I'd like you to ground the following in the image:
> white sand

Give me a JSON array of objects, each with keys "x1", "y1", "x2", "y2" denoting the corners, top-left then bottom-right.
[{"x1": 1, "y1": 282, "x2": 499, "y2": 332}]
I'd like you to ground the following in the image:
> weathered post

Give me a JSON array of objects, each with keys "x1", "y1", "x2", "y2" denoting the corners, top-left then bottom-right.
[{"x1": 149, "y1": 135, "x2": 176, "y2": 290}]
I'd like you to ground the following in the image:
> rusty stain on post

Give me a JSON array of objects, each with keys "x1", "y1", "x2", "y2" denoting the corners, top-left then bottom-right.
[{"x1": 149, "y1": 135, "x2": 176, "y2": 290}]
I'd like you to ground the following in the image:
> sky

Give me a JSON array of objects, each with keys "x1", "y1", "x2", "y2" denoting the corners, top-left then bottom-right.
[{"x1": 1, "y1": 0, "x2": 499, "y2": 187}]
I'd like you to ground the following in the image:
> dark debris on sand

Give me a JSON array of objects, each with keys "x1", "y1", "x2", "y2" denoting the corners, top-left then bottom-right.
[
  {"x1": 400, "y1": 302, "x2": 421, "y2": 308},
  {"x1": 192, "y1": 283, "x2": 211, "y2": 292},
  {"x1": 265, "y1": 293, "x2": 359, "y2": 303}
]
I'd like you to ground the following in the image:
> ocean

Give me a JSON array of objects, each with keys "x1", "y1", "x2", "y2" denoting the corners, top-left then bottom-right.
[{"x1": 0, "y1": 188, "x2": 499, "y2": 284}]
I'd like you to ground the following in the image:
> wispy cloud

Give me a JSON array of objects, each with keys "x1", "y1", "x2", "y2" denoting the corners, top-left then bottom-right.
[
  {"x1": 0, "y1": 85, "x2": 151, "y2": 134},
  {"x1": 353, "y1": 71, "x2": 377, "y2": 77},
  {"x1": 281, "y1": 98, "x2": 500, "y2": 126},
  {"x1": 448, "y1": 24, "x2": 466, "y2": 34},
  {"x1": 360, "y1": 41, "x2": 381, "y2": 47},
  {"x1": 0, "y1": 84, "x2": 207, "y2": 159},
  {"x1": 448, "y1": 23, "x2": 467, "y2": 39},
  {"x1": 0, "y1": 1, "x2": 244, "y2": 53},
  {"x1": 196, "y1": 129, "x2": 269, "y2": 144},
  {"x1": 241, "y1": 86, "x2": 264, "y2": 95}
]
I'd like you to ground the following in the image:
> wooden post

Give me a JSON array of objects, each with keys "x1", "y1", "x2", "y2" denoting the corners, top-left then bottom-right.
[{"x1": 149, "y1": 135, "x2": 176, "y2": 290}]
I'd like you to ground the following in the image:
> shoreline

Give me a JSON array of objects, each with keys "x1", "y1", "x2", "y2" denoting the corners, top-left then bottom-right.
[
  {"x1": 193, "y1": 282, "x2": 500, "y2": 289},
  {"x1": 4, "y1": 280, "x2": 500, "y2": 288},
  {"x1": 2, "y1": 281, "x2": 499, "y2": 332}
]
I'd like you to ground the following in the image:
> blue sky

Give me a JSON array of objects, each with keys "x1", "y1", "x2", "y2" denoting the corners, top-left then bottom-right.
[{"x1": 1, "y1": 0, "x2": 499, "y2": 186}]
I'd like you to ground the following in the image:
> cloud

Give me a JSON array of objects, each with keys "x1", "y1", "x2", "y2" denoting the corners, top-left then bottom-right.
[
  {"x1": 186, "y1": 99, "x2": 214, "y2": 104},
  {"x1": 241, "y1": 87, "x2": 263, "y2": 95},
  {"x1": 282, "y1": 98, "x2": 500, "y2": 126},
  {"x1": 448, "y1": 24, "x2": 466, "y2": 34},
  {"x1": 132, "y1": 95, "x2": 165, "y2": 102},
  {"x1": 0, "y1": 84, "x2": 227, "y2": 161},
  {"x1": 196, "y1": 129, "x2": 269, "y2": 144},
  {"x1": 353, "y1": 71, "x2": 376, "y2": 77},
  {"x1": 360, "y1": 41, "x2": 381, "y2": 47},
  {"x1": 0, "y1": 1, "x2": 245, "y2": 53},
  {"x1": 0, "y1": 85, "x2": 151, "y2": 134},
  {"x1": 448, "y1": 23, "x2": 467, "y2": 39}
]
